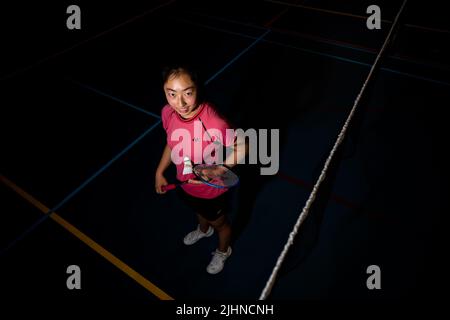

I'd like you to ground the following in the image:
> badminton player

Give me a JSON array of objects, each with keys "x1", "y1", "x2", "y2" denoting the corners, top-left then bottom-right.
[{"x1": 155, "y1": 65, "x2": 245, "y2": 274}]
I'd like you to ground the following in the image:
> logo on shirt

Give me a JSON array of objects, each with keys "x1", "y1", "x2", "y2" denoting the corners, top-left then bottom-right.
[{"x1": 170, "y1": 120, "x2": 280, "y2": 175}]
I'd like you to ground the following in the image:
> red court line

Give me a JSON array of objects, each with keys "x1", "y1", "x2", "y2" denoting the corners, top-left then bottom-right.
[
  {"x1": 264, "y1": 0, "x2": 307, "y2": 27},
  {"x1": 277, "y1": 171, "x2": 360, "y2": 210},
  {"x1": 277, "y1": 171, "x2": 389, "y2": 220},
  {"x1": 265, "y1": 7, "x2": 290, "y2": 27},
  {"x1": 268, "y1": 25, "x2": 450, "y2": 72},
  {"x1": 187, "y1": 9, "x2": 450, "y2": 73},
  {"x1": 264, "y1": 0, "x2": 450, "y2": 35}
]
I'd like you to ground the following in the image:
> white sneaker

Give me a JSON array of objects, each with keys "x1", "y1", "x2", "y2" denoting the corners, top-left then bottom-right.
[
  {"x1": 183, "y1": 225, "x2": 214, "y2": 245},
  {"x1": 206, "y1": 247, "x2": 232, "y2": 274}
]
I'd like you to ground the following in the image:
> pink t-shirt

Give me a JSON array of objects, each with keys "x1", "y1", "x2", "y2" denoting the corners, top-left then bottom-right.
[{"x1": 161, "y1": 102, "x2": 235, "y2": 199}]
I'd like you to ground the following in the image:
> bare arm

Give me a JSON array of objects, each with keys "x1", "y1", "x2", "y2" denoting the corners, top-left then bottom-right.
[
  {"x1": 156, "y1": 144, "x2": 172, "y2": 175},
  {"x1": 155, "y1": 144, "x2": 172, "y2": 194}
]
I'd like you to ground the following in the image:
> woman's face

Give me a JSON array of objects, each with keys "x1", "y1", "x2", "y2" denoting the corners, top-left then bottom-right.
[{"x1": 164, "y1": 72, "x2": 198, "y2": 119}]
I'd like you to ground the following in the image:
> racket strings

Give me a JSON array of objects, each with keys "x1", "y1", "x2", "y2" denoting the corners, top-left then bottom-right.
[{"x1": 194, "y1": 164, "x2": 238, "y2": 188}]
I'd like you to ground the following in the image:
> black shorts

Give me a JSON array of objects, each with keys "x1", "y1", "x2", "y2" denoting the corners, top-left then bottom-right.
[{"x1": 176, "y1": 188, "x2": 229, "y2": 221}]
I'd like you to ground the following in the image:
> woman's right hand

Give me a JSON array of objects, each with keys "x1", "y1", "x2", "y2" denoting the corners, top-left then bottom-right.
[{"x1": 155, "y1": 173, "x2": 168, "y2": 194}]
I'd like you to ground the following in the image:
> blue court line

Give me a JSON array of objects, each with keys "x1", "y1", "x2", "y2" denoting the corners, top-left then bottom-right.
[
  {"x1": 265, "y1": 39, "x2": 450, "y2": 87},
  {"x1": 380, "y1": 67, "x2": 450, "y2": 87},
  {"x1": 185, "y1": 11, "x2": 380, "y2": 56},
  {"x1": 1, "y1": 119, "x2": 161, "y2": 256},
  {"x1": 2, "y1": 27, "x2": 271, "y2": 254},
  {"x1": 180, "y1": 17, "x2": 369, "y2": 67},
  {"x1": 69, "y1": 29, "x2": 271, "y2": 121},
  {"x1": 186, "y1": 10, "x2": 450, "y2": 73},
  {"x1": 180, "y1": 16, "x2": 450, "y2": 87},
  {"x1": 205, "y1": 30, "x2": 271, "y2": 85},
  {"x1": 67, "y1": 78, "x2": 161, "y2": 119}
]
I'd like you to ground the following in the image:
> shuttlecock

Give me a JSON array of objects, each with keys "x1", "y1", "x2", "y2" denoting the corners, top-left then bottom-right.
[{"x1": 182, "y1": 156, "x2": 193, "y2": 175}]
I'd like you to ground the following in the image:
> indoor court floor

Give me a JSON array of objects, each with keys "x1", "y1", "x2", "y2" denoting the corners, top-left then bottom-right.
[{"x1": 1, "y1": 0, "x2": 448, "y2": 304}]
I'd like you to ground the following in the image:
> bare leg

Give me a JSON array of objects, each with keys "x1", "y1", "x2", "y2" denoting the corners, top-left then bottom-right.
[
  {"x1": 209, "y1": 215, "x2": 231, "y2": 252},
  {"x1": 197, "y1": 213, "x2": 210, "y2": 233}
]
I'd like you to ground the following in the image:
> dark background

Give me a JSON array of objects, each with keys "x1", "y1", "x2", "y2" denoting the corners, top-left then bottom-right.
[{"x1": 0, "y1": 0, "x2": 448, "y2": 307}]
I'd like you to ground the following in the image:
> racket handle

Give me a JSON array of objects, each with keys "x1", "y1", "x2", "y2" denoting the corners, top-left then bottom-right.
[{"x1": 162, "y1": 184, "x2": 177, "y2": 192}]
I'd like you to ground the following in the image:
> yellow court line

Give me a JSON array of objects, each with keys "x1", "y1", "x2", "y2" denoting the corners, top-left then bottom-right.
[{"x1": 1, "y1": 175, "x2": 174, "y2": 300}]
